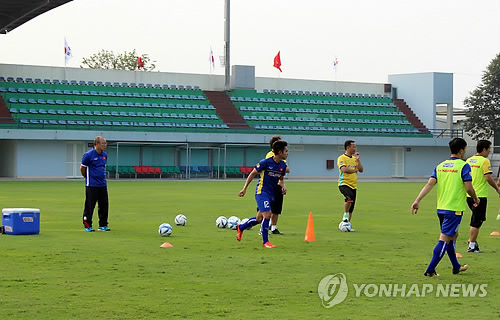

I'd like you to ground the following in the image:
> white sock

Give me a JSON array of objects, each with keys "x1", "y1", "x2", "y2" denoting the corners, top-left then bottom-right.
[
  {"x1": 469, "y1": 241, "x2": 476, "y2": 248},
  {"x1": 271, "y1": 225, "x2": 277, "y2": 231},
  {"x1": 343, "y1": 212, "x2": 350, "y2": 221}
]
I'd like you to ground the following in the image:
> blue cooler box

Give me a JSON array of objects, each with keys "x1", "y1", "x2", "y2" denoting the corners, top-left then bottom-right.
[{"x1": 2, "y1": 208, "x2": 40, "y2": 235}]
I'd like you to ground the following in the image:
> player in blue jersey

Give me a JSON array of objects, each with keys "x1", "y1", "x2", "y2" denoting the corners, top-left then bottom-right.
[
  {"x1": 81, "y1": 136, "x2": 111, "y2": 232},
  {"x1": 237, "y1": 140, "x2": 288, "y2": 248},
  {"x1": 265, "y1": 135, "x2": 290, "y2": 235}
]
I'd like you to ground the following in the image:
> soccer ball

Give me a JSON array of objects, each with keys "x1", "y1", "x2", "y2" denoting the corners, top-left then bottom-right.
[
  {"x1": 175, "y1": 214, "x2": 187, "y2": 226},
  {"x1": 227, "y1": 216, "x2": 241, "y2": 230},
  {"x1": 159, "y1": 223, "x2": 173, "y2": 236},
  {"x1": 338, "y1": 221, "x2": 352, "y2": 232},
  {"x1": 216, "y1": 216, "x2": 228, "y2": 228},
  {"x1": 240, "y1": 218, "x2": 252, "y2": 230}
]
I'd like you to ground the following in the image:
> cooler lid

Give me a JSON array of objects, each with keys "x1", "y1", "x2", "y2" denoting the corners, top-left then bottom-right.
[{"x1": 2, "y1": 208, "x2": 40, "y2": 214}]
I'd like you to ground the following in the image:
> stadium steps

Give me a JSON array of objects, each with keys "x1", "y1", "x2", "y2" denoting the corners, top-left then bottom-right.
[
  {"x1": 392, "y1": 99, "x2": 429, "y2": 134},
  {"x1": 0, "y1": 95, "x2": 16, "y2": 124},
  {"x1": 204, "y1": 91, "x2": 250, "y2": 129}
]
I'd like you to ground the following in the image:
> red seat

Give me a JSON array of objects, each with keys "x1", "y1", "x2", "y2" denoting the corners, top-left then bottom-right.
[
  {"x1": 153, "y1": 167, "x2": 162, "y2": 174},
  {"x1": 133, "y1": 166, "x2": 143, "y2": 173}
]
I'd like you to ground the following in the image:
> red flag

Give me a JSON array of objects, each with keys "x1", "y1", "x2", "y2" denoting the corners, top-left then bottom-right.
[
  {"x1": 137, "y1": 56, "x2": 144, "y2": 69},
  {"x1": 273, "y1": 51, "x2": 282, "y2": 72}
]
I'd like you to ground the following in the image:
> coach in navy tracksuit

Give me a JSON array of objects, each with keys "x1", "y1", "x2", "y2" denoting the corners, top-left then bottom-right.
[{"x1": 80, "y1": 136, "x2": 110, "y2": 232}]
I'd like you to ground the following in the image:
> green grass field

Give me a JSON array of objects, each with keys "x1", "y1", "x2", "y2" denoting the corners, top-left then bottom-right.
[{"x1": 1, "y1": 180, "x2": 499, "y2": 319}]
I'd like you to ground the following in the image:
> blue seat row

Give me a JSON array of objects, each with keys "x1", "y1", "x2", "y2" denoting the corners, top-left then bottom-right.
[
  {"x1": 179, "y1": 166, "x2": 213, "y2": 173},
  {"x1": 253, "y1": 124, "x2": 419, "y2": 133},
  {"x1": 239, "y1": 106, "x2": 404, "y2": 116},
  {"x1": 231, "y1": 96, "x2": 395, "y2": 107},
  {"x1": 2, "y1": 87, "x2": 206, "y2": 100},
  {"x1": 10, "y1": 108, "x2": 219, "y2": 120},
  {"x1": 16, "y1": 119, "x2": 228, "y2": 129},
  {"x1": 262, "y1": 89, "x2": 389, "y2": 99},
  {"x1": 243, "y1": 115, "x2": 409, "y2": 125},
  {"x1": 0, "y1": 77, "x2": 200, "y2": 90},
  {"x1": 7, "y1": 97, "x2": 215, "y2": 110}
]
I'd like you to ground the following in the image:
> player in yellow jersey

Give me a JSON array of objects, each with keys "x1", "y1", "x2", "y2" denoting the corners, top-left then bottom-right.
[
  {"x1": 465, "y1": 140, "x2": 500, "y2": 252},
  {"x1": 411, "y1": 138, "x2": 479, "y2": 277},
  {"x1": 337, "y1": 140, "x2": 364, "y2": 231}
]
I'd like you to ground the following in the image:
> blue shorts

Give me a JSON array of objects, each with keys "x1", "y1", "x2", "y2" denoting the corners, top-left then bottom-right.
[
  {"x1": 438, "y1": 213, "x2": 463, "y2": 236},
  {"x1": 255, "y1": 193, "x2": 274, "y2": 213}
]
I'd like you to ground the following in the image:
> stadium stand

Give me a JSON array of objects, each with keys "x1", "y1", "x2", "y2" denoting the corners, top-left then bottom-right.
[
  {"x1": 0, "y1": 77, "x2": 430, "y2": 137},
  {"x1": 0, "y1": 78, "x2": 224, "y2": 131},
  {"x1": 226, "y1": 88, "x2": 430, "y2": 136}
]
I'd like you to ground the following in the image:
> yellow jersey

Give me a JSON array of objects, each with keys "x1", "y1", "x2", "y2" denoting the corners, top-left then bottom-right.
[
  {"x1": 337, "y1": 153, "x2": 358, "y2": 189},
  {"x1": 466, "y1": 155, "x2": 492, "y2": 198}
]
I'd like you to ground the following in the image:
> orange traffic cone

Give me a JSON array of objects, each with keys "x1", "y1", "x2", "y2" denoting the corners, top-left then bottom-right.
[
  {"x1": 160, "y1": 242, "x2": 173, "y2": 248},
  {"x1": 304, "y1": 212, "x2": 315, "y2": 241}
]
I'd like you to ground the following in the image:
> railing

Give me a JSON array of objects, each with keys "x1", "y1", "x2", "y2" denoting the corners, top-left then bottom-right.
[{"x1": 416, "y1": 128, "x2": 463, "y2": 138}]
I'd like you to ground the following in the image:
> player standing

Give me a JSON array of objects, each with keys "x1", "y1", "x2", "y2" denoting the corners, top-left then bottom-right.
[
  {"x1": 237, "y1": 140, "x2": 288, "y2": 248},
  {"x1": 337, "y1": 140, "x2": 363, "y2": 230},
  {"x1": 465, "y1": 140, "x2": 500, "y2": 252},
  {"x1": 81, "y1": 136, "x2": 111, "y2": 232}
]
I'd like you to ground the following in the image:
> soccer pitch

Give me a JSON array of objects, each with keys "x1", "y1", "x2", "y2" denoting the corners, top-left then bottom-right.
[{"x1": 1, "y1": 180, "x2": 499, "y2": 319}]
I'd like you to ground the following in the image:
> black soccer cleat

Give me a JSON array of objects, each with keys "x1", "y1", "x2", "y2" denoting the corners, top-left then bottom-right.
[
  {"x1": 271, "y1": 229, "x2": 284, "y2": 235},
  {"x1": 424, "y1": 271, "x2": 440, "y2": 277}
]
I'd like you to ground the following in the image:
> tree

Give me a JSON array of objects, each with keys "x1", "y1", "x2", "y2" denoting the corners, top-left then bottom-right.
[
  {"x1": 80, "y1": 49, "x2": 156, "y2": 71},
  {"x1": 463, "y1": 53, "x2": 500, "y2": 140}
]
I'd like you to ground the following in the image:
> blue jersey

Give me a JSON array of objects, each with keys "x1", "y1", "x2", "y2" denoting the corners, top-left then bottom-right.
[
  {"x1": 81, "y1": 149, "x2": 107, "y2": 187},
  {"x1": 254, "y1": 157, "x2": 287, "y2": 196}
]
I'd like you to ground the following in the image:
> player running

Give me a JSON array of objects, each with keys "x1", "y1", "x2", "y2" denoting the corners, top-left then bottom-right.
[{"x1": 237, "y1": 140, "x2": 288, "y2": 248}]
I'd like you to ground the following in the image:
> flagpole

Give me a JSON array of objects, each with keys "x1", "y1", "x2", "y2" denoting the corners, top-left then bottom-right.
[
  {"x1": 64, "y1": 37, "x2": 66, "y2": 81},
  {"x1": 278, "y1": 70, "x2": 281, "y2": 91},
  {"x1": 333, "y1": 57, "x2": 338, "y2": 94},
  {"x1": 334, "y1": 68, "x2": 337, "y2": 94},
  {"x1": 64, "y1": 50, "x2": 67, "y2": 81}
]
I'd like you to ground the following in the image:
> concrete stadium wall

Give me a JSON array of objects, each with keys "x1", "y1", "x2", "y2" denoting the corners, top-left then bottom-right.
[
  {"x1": 0, "y1": 137, "x2": 452, "y2": 178},
  {"x1": 15, "y1": 140, "x2": 67, "y2": 178},
  {"x1": 0, "y1": 63, "x2": 385, "y2": 95},
  {"x1": 388, "y1": 72, "x2": 453, "y2": 130},
  {"x1": 0, "y1": 63, "x2": 227, "y2": 91},
  {"x1": 255, "y1": 77, "x2": 385, "y2": 96},
  {"x1": 0, "y1": 140, "x2": 16, "y2": 177}
]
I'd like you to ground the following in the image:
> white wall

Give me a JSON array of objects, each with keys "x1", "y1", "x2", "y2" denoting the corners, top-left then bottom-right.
[
  {"x1": 2, "y1": 137, "x2": 451, "y2": 178},
  {"x1": 388, "y1": 72, "x2": 453, "y2": 131},
  {"x1": 16, "y1": 140, "x2": 66, "y2": 177},
  {"x1": 1, "y1": 63, "x2": 386, "y2": 95},
  {"x1": 255, "y1": 77, "x2": 386, "y2": 95},
  {"x1": 388, "y1": 73, "x2": 435, "y2": 129},
  {"x1": 0, "y1": 63, "x2": 226, "y2": 91}
]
